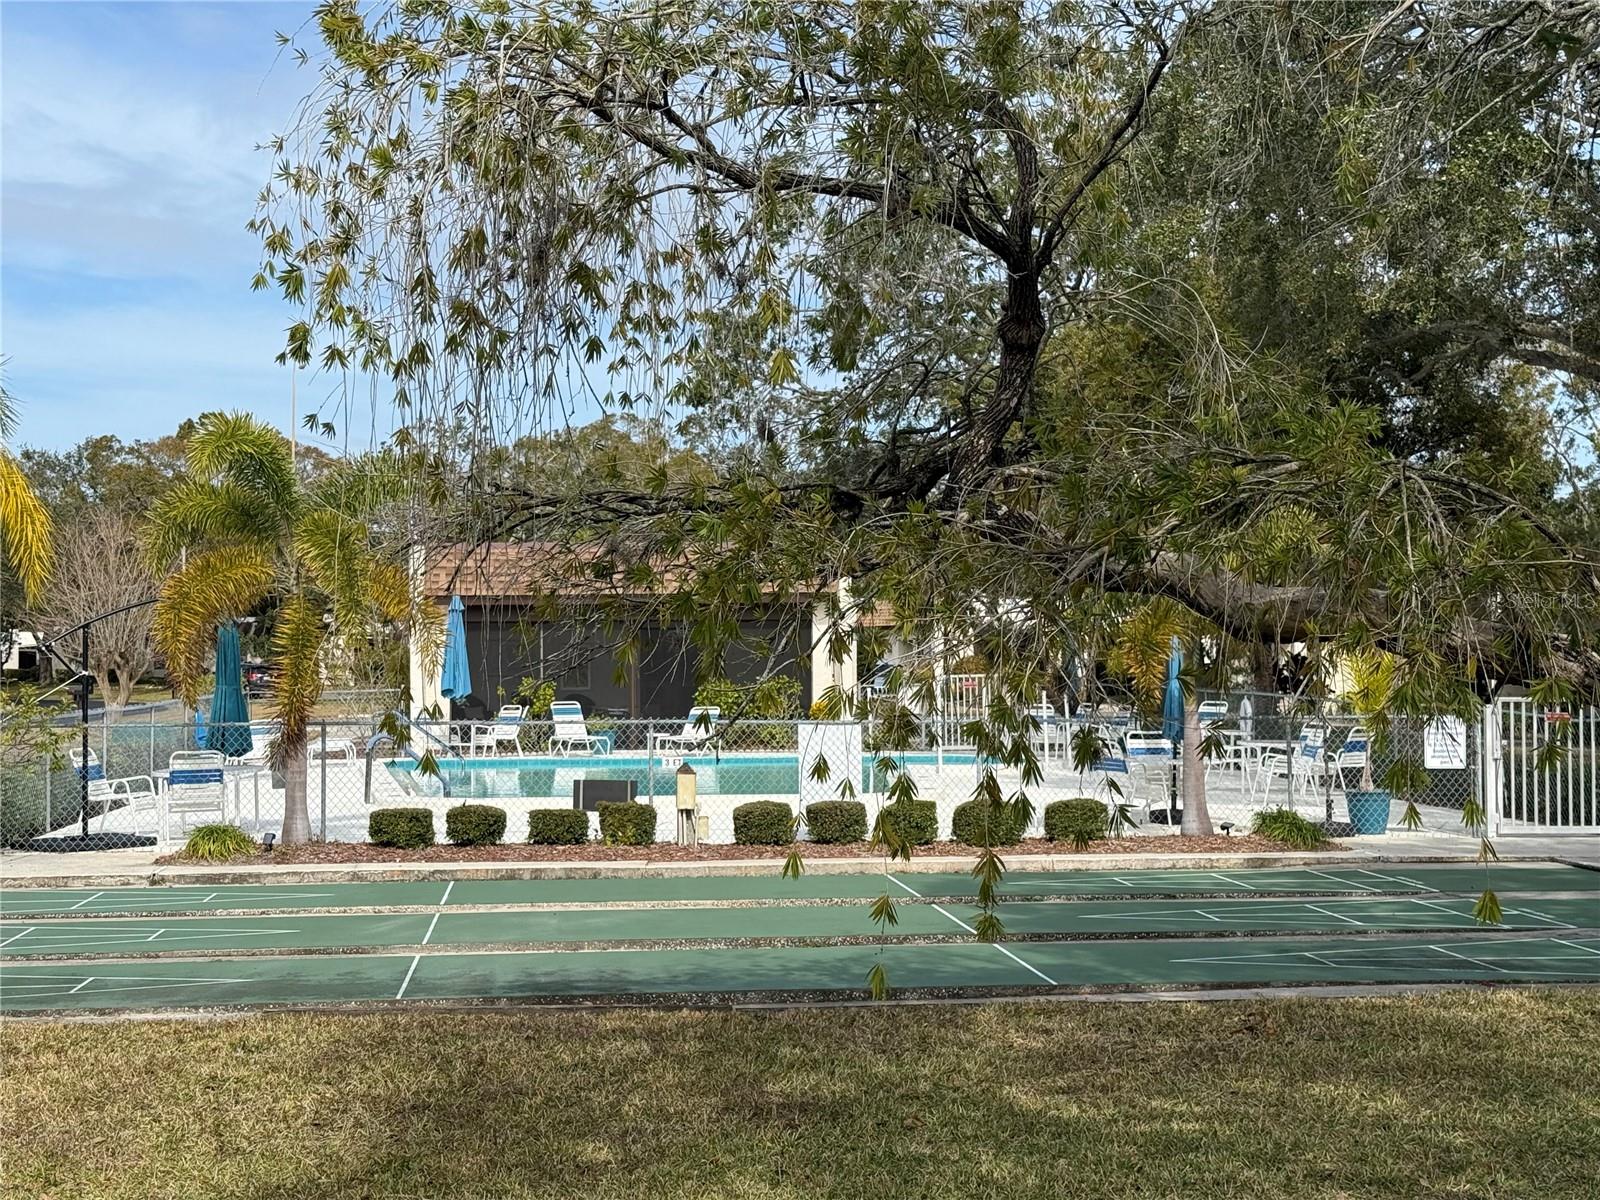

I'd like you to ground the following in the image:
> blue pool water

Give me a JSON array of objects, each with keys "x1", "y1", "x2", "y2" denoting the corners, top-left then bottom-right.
[{"x1": 392, "y1": 752, "x2": 974, "y2": 799}]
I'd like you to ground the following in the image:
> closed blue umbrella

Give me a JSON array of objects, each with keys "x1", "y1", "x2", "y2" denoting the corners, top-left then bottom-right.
[
  {"x1": 1161, "y1": 636, "x2": 1184, "y2": 743},
  {"x1": 440, "y1": 595, "x2": 472, "y2": 700},
  {"x1": 206, "y1": 624, "x2": 253, "y2": 758}
]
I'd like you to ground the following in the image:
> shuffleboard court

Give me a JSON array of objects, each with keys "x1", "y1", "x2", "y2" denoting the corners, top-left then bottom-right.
[
  {"x1": 3, "y1": 932, "x2": 1598, "y2": 1013},
  {"x1": 3, "y1": 862, "x2": 1594, "y2": 918},
  {"x1": 3, "y1": 894, "x2": 1595, "y2": 960}
]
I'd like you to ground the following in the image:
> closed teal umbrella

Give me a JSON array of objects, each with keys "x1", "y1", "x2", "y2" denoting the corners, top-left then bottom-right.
[
  {"x1": 440, "y1": 596, "x2": 472, "y2": 700},
  {"x1": 1161, "y1": 636, "x2": 1184, "y2": 743},
  {"x1": 206, "y1": 624, "x2": 253, "y2": 758}
]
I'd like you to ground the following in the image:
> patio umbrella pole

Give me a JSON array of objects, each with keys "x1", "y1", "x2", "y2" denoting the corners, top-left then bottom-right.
[{"x1": 79, "y1": 625, "x2": 90, "y2": 838}]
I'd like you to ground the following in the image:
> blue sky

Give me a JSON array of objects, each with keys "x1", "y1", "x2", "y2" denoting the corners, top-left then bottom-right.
[{"x1": 0, "y1": 0, "x2": 384, "y2": 452}]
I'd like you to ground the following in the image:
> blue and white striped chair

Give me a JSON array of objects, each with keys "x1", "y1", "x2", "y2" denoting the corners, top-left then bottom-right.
[
  {"x1": 68, "y1": 749, "x2": 157, "y2": 834},
  {"x1": 547, "y1": 701, "x2": 608, "y2": 756},
  {"x1": 163, "y1": 750, "x2": 227, "y2": 842}
]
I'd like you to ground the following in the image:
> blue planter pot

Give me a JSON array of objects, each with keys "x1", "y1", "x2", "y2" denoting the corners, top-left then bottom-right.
[{"x1": 1346, "y1": 790, "x2": 1393, "y2": 835}]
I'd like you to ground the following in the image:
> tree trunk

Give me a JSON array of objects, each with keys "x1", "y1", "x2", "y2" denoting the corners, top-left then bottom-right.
[
  {"x1": 92, "y1": 669, "x2": 117, "y2": 718},
  {"x1": 949, "y1": 267, "x2": 1044, "y2": 487},
  {"x1": 280, "y1": 738, "x2": 312, "y2": 844},
  {"x1": 1180, "y1": 695, "x2": 1212, "y2": 836}
]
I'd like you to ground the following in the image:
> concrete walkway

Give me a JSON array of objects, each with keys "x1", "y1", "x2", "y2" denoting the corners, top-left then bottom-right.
[{"x1": 2, "y1": 829, "x2": 1593, "y2": 889}]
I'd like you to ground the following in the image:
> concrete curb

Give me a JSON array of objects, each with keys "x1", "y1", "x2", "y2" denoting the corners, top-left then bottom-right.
[{"x1": 0, "y1": 850, "x2": 1542, "y2": 890}]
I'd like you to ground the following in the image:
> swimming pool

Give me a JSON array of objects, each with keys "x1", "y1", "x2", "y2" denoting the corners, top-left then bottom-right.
[{"x1": 390, "y1": 751, "x2": 977, "y2": 800}]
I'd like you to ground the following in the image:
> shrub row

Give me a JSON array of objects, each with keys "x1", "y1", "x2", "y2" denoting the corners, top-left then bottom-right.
[
  {"x1": 371, "y1": 797, "x2": 1116, "y2": 851},
  {"x1": 947, "y1": 798, "x2": 1112, "y2": 847}
]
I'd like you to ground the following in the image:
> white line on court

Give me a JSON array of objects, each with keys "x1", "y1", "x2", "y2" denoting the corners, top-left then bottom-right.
[
  {"x1": 1303, "y1": 869, "x2": 1379, "y2": 892},
  {"x1": 395, "y1": 954, "x2": 422, "y2": 999},
  {"x1": 421, "y1": 913, "x2": 442, "y2": 946},
  {"x1": 888, "y1": 876, "x2": 1057, "y2": 986},
  {"x1": 0, "y1": 972, "x2": 254, "y2": 1000},
  {"x1": 0, "y1": 927, "x2": 34, "y2": 949},
  {"x1": 440, "y1": 881, "x2": 455, "y2": 906},
  {"x1": 1211, "y1": 874, "x2": 1257, "y2": 891},
  {"x1": 67, "y1": 892, "x2": 105, "y2": 911},
  {"x1": 1357, "y1": 869, "x2": 1436, "y2": 892},
  {"x1": 1431, "y1": 945, "x2": 1506, "y2": 973},
  {"x1": 0, "y1": 927, "x2": 303, "y2": 953},
  {"x1": 1550, "y1": 938, "x2": 1600, "y2": 957},
  {"x1": 1303, "y1": 904, "x2": 1365, "y2": 927}
]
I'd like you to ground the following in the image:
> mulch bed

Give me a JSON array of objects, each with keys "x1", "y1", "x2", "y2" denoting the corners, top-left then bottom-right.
[{"x1": 159, "y1": 833, "x2": 1315, "y2": 866}]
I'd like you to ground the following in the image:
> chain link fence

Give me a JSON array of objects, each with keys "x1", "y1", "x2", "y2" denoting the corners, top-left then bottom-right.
[{"x1": 1, "y1": 691, "x2": 1567, "y2": 851}]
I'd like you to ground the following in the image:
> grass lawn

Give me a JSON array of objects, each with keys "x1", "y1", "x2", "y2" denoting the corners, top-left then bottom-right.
[{"x1": 3, "y1": 990, "x2": 1597, "y2": 1199}]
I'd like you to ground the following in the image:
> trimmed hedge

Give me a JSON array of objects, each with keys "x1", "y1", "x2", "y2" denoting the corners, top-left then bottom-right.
[
  {"x1": 876, "y1": 803, "x2": 934, "y2": 851},
  {"x1": 950, "y1": 799, "x2": 1025, "y2": 847},
  {"x1": 734, "y1": 800, "x2": 795, "y2": 845},
  {"x1": 804, "y1": 800, "x2": 867, "y2": 844},
  {"x1": 1044, "y1": 798, "x2": 1109, "y2": 848},
  {"x1": 598, "y1": 801, "x2": 656, "y2": 846},
  {"x1": 528, "y1": 808, "x2": 590, "y2": 845},
  {"x1": 445, "y1": 804, "x2": 507, "y2": 847},
  {"x1": 369, "y1": 807, "x2": 436, "y2": 849},
  {"x1": 878, "y1": 799, "x2": 938, "y2": 846}
]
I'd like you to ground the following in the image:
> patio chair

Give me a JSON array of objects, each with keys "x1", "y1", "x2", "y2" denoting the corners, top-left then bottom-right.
[
  {"x1": 469, "y1": 705, "x2": 528, "y2": 756},
  {"x1": 68, "y1": 749, "x2": 157, "y2": 834},
  {"x1": 1197, "y1": 700, "x2": 1229, "y2": 726},
  {"x1": 1124, "y1": 731, "x2": 1177, "y2": 821},
  {"x1": 547, "y1": 701, "x2": 609, "y2": 756},
  {"x1": 163, "y1": 750, "x2": 227, "y2": 842},
  {"x1": 655, "y1": 706, "x2": 722, "y2": 754},
  {"x1": 1249, "y1": 728, "x2": 1326, "y2": 806},
  {"x1": 1331, "y1": 729, "x2": 1369, "y2": 792}
]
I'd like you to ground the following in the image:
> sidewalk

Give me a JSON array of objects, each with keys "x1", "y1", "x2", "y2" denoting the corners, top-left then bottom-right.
[{"x1": 2, "y1": 830, "x2": 1592, "y2": 888}]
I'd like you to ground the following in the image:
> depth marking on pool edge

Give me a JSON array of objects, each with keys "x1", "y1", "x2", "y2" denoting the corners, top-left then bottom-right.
[{"x1": 887, "y1": 875, "x2": 1057, "y2": 986}]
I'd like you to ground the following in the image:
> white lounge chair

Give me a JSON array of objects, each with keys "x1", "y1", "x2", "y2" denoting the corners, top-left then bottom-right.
[
  {"x1": 69, "y1": 749, "x2": 157, "y2": 834},
  {"x1": 1197, "y1": 700, "x2": 1229, "y2": 726},
  {"x1": 547, "y1": 701, "x2": 608, "y2": 756},
  {"x1": 469, "y1": 705, "x2": 527, "y2": 756},
  {"x1": 228, "y1": 724, "x2": 278, "y2": 767},
  {"x1": 655, "y1": 706, "x2": 721, "y2": 753},
  {"x1": 163, "y1": 750, "x2": 228, "y2": 842}
]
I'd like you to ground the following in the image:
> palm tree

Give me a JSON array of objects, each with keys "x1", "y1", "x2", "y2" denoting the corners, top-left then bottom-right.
[
  {"x1": 0, "y1": 376, "x2": 52, "y2": 603},
  {"x1": 1109, "y1": 600, "x2": 1213, "y2": 835},
  {"x1": 146, "y1": 412, "x2": 433, "y2": 843}
]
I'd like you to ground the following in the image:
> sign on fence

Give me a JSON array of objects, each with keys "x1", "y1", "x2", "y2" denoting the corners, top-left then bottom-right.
[{"x1": 1423, "y1": 717, "x2": 1468, "y2": 769}]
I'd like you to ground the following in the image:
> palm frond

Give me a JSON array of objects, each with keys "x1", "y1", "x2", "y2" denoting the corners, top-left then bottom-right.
[
  {"x1": 293, "y1": 507, "x2": 376, "y2": 629},
  {"x1": 151, "y1": 546, "x2": 275, "y2": 704},
  {"x1": 308, "y1": 448, "x2": 420, "y2": 518},
  {"x1": 183, "y1": 411, "x2": 298, "y2": 515},
  {"x1": 0, "y1": 450, "x2": 53, "y2": 603},
  {"x1": 268, "y1": 590, "x2": 326, "y2": 762},
  {"x1": 144, "y1": 479, "x2": 282, "y2": 570}
]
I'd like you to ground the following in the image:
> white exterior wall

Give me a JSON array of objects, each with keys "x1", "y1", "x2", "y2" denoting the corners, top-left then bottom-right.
[{"x1": 809, "y1": 576, "x2": 858, "y2": 707}]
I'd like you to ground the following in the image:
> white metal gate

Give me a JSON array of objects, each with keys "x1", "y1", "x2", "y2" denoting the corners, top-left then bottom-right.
[
  {"x1": 933, "y1": 674, "x2": 988, "y2": 749},
  {"x1": 1487, "y1": 698, "x2": 1600, "y2": 835}
]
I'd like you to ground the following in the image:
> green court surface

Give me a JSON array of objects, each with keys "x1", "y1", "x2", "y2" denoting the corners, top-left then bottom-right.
[
  {"x1": 3, "y1": 895, "x2": 1596, "y2": 961},
  {"x1": 1, "y1": 861, "x2": 1595, "y2": 1013},
  {"x1": 3, "y1": 862, "x2": 1594, "y2": 918}
]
